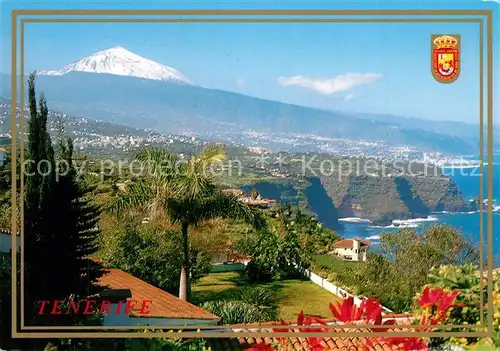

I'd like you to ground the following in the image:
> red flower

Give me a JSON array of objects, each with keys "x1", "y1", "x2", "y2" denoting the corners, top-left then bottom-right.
[
  {"x1": 299, "y1": 314, "x2": 329, "y2": 333},
  {"x1": 384, "y1": 336, "x2": 428, "y2": 351},
  {"x1": 360, "y1": 297, "x2": 383, "y2": 322},
  {"x1": 297, "y1": 311, "x2": 305, "y2": 326},
  {"x1": 329, "y1": 297, "x2": 363, "y2": 322},
  {"x1": 418, "y1": 287, "x2": 458, "y2": 312},
  {"x1": 306, "y1": 337, "x2": 323, "y2": 349},
  {"x1": 272, "y1": 319, "x2": 290, "y2": 333},
  {"x1": 269, "y1": 293, "x2": 441, "y2": 351},
  {"x1": 372, "y1": 318, "x2": 396, "y2": 333},
  {"x1": 401, "y1": 337, "x2": 428, "y2": 351},
  {"x1": 273, "y1": 312, "x2": 330, "y2": 349},
  {"x1": 437, "y1": 290, "x2": 459, "y2": 312},
  {"x1": 288, "y1": 311, "x2": 331, "y2": 350},
  {"x1": 418, "y1": 287, "x2": 443, "y2": 309},
  {"x1": 272, "y1": 319, "x2": 291, "y2": 343},
  {"x1": 310, "y1": 343, "x2": 326, "y2": 351}
]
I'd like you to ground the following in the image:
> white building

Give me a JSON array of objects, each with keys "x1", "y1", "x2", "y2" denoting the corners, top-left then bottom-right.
[{"x1": 333, "y1": 238, "x2": 369, "y2": 262}]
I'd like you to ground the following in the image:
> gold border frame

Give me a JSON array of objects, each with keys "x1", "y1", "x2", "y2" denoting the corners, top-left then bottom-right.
[{"x1": 9, "y1": 9, "x2": 494, "y2": 340}]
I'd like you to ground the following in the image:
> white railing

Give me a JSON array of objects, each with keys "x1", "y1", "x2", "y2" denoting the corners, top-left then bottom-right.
[{"x1": 302, "y1": 267, "x2": 393, "y2": 314}]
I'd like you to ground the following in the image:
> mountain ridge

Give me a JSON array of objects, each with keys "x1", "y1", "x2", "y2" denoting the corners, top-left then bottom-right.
[
  {"x1": 37, "y1": 46, "x2": 193, "y2": 84},
  {"x1": 0, "y1": 71, "x2": 480, "y2": 156}
]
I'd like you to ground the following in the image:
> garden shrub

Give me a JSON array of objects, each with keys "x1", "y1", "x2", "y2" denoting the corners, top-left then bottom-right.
[
  {"x1": 245, "y1": 259, "x2": 274, "y2": 283},
  {"x1": 200, "y1": 286, "x2": 279, "y2": 324}
]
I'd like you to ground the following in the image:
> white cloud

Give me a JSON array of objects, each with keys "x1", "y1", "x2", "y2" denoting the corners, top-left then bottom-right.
[
  {"x1": 344, "y1": 94, "x2": 355, "y2": 101},
  {"x1": 277, "y1": 73, "x2": 382, "y2": 95}
]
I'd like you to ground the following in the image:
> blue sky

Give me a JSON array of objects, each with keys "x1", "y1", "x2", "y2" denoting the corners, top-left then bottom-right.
[{"x1": 0, "y1": 0, "x2": 498, "y2": 124}]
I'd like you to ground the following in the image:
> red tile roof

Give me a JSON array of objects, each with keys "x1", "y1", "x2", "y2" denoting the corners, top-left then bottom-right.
[
  {"x1": 228, "y1": 253, "x2": 252, "y2": 263},
  {"x1": 208, "y1": 323, "x2": 412, "y2": 351},
  {"x1": 207, "y1": 317, "x2": 414, "y2": 351},
  {"x1": 97, "y1": 268, "x2": 219, "y2": 321},
  {"x1": 334, "y1": 238, "x2": 370, "y2": 248},
  {"x1": 227, "y1": 315, "x2": 413, "y2": 328}
]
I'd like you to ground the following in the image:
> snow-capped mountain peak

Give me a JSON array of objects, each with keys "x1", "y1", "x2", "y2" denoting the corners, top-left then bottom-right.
[{"x1": 38, "y1": 46, "x2": 193, "y2": 84}]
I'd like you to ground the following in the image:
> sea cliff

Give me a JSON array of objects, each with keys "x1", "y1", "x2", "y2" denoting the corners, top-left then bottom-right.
[
  {"x1": 320, "y1": 174, "x2": 475, "y2": 226},
  {"x1": 238, "y1": 170, "x2": 475, "y2": 229}
]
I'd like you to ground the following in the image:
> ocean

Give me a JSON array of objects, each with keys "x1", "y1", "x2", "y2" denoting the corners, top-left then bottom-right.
[{"x1": 338, "y1": 155, "x2": 500, "y2": 264}]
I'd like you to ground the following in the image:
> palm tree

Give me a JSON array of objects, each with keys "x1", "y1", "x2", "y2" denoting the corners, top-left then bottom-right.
[
  {"x1": 109, "y1": 147, "x2": 178, "y2": 219},
  {"x1": 108, "y1": 145, "x2": 266, "y2": 301}
]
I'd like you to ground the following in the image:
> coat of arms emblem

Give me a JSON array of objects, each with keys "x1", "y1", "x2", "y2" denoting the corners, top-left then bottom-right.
[{"x1": 431, "y1": 34, "x2": 460, "y2": 83}]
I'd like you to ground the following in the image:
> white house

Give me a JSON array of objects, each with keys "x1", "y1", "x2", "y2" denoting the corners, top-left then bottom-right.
[
  {"x1": 211, "y1": 248, "x2": 230, "y2": 265},
  {"x1": 210, "y1": 247, "x2": 252, "y2": 266},
  {"x1": 333, "y1": 238, "x2": 369, "y2": 262}
]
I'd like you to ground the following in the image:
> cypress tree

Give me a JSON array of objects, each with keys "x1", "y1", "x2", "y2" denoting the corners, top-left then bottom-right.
[
  {"x1": 25, "y1": 72, "x2": 56, "y2": 302},
  {"x1": 24, "y1": 73, "x2": 103, "y2": 321},
  {"x1": 49, "y1": 136, "x2": 104, "y2": 298}
]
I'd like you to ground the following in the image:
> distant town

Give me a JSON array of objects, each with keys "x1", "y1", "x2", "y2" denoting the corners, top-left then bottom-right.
[{"x1": 0, "y1": 102, "x2": 481, "y2": 169}]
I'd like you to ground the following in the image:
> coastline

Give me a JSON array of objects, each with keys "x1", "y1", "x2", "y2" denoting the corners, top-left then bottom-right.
[
  {"x1": 339, "y1": 215, "x2": 439, "y2": 229},
  {"x1": 337, "y1": 155, "x2": 500, "y2": 265},
  {"x1": 338, "y1": 203, "x2": 500, "y2": 229}
]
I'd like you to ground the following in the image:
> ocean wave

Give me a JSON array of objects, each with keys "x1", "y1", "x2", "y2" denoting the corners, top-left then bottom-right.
[
  {"x1": 365, "y1": 235, "x2": 380, "y2": 240},
  {"x1": 368, "y1": 222, "x2": 419, "y2": 229},
  {"x1": 392, "y1": 216, "x2": 438, "y2": 225},
  {"x1": 479, "y1": 200, "x2": 500, "y2": 212},
  {"x1": 436, "y1": 210, "x2": 478, "y2": 215},
  {"x1": 435, "y1": 206, "x2": 499, "y2": 214},
  {"x1": 348, "y1": 215, "x2": 440, "y2": 227},
  {"x1": 368, "y1": 224, "x2": 396, "y2": 229},
  {"x1": 338, "y1": 217, "x2": 371, "y2": 223},
  {"x1": 483, "y1": 199, "x2": 498, "y2": 204},
  {"x1": 397, "y1": 223, "x2": 420, "y2": 228}
]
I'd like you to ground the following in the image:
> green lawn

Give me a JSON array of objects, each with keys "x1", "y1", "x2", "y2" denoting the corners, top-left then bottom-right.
[
  {"x1": 192, "y1": 272, "x2": 341, "y2": 320},
  {"x1": 312, "y1": 254, "x2": 360, "y2": 273}
]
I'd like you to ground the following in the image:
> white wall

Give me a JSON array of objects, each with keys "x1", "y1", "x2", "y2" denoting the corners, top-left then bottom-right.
[
  {"x1": 211, "y1": 252, "x2": 228, "y2": 264},
  {"x1": 352, "y1": 240, "x2": 360, "y2": 261},
  {"x1": 360, "y1": 248, "x2": 367, "y2": 262},
  {"x1": 303, "y1": 268, "x2": 392, "y2": 313},
  {"x1": 334, "y1": 247, "x2": 353, "y2": 256},
  {"x1": 333, "y1": 246, "x2": 368, "y2": 262},
  {"x1": 102, "y1": 303, "x2": 219, "y2": 327}
]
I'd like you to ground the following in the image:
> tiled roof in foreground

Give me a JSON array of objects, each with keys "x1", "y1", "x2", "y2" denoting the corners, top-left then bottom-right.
[
  {"x1": 208, "y1": 317, "x2": 413, "y2": 351},
  {"x1": 97, "y1": 268, "x2": 220, "y2": 321}
]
